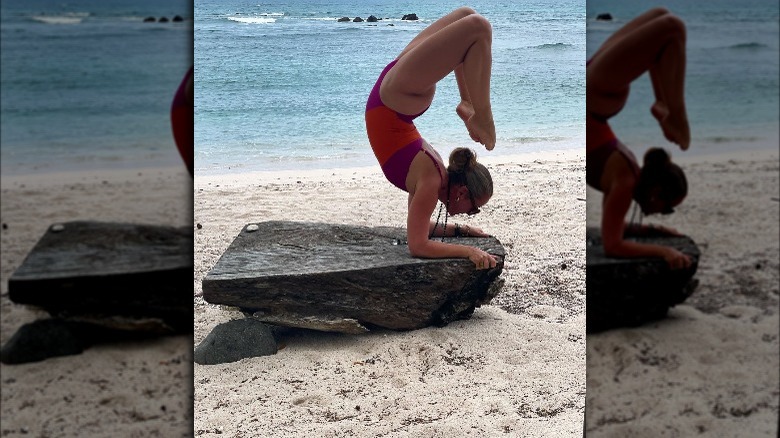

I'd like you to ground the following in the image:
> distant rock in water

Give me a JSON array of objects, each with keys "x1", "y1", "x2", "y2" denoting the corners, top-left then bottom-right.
[
  {"x1": 172, "y1": 15, "x2": 184, "y2": 22},
  {"x1": 337, "y1": 17, "x2": 350, "y2": 22},
  {"x1": 402, "y1": 13, "x2": 419, "y2": 21},
  {"x1": 367, "y1": 15, "x2": 378, "y2": 23},
  {"x1": 353, "y1": 17, "x2": 364, "y2": 22},
  {"x1": 586, "y1": 227, "x2": 700, "y2": 333},
  {"x1": 596, "y1": 13, "x2": 612, "y2": 21},
  {"x1": 158, "y1": 16, "x2": 169, "y2": 23},
  {"x1": 202, "y1": 221, "x2": 505, "y2": 333},
  {"x1": 143, "y1": 16, "x2": 156, "y2": 22}
]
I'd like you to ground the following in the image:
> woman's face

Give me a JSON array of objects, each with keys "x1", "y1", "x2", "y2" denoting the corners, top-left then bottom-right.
[
  {"x1": 446, "y1": 185, "x2": 489, "y2": 216},
  {"x1": 640, "y1": 192, "x2": 685, "y2": 215}
]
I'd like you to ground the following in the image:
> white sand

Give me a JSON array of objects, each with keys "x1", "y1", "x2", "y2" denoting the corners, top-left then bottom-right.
[
  {"x1": 585, "y1": 150, "x2": 780, "y2": 436},
  {"x1": 0, "y1": 167, "x2": 193, "y2": 437},
  {"x1": 194, "y1": 149, "x2": 587, "y2": 436}
]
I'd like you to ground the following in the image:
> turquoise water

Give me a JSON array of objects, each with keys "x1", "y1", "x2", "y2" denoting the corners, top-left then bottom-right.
[
  {"x1": 194, "y1": 0, "x2": 586, "y2": 174},
  {"x1": 0, "y1": 0, "x2": 191, "y2": 176},
  {"x1": 586, "y1": 0, "x2": 779, "y2": 157}
]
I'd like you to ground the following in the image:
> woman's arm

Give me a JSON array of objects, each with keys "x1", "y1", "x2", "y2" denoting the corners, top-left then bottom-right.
[
  {"x1": 601, "y1": 185, "x2": 691, "y2": 269},
  {"x1": 428, "y1": 221, "x2": 489, "y2": 238},
  {"x1": 624, "y1": 222, "x2": 683, "y2": 237},
  {"x1": 407, "y1": 176, "x2": 496, "y2": 269}
]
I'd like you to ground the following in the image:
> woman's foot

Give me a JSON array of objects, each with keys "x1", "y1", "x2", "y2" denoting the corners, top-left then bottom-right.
[
  {"x1": 457, "y1": 101, "x2": 482, "y2": 143},
  {"x1": 466, "y1": 111, "x2": 496, "y2": 150},
  {"x1": 652, "y1": 101, "x2": 690, "y2": 150}
]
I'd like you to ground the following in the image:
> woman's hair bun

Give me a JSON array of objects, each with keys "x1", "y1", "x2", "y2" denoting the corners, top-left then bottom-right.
[
  {"x1": 643, "y1": 147, "x2": 671, "y2": 168},
  {"x1": 449, "y1": 147, "x2": 477, "y2": 173}
]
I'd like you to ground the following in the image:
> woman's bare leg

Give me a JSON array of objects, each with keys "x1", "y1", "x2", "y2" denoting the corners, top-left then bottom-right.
[
  {"x1": 382, "y1": 13, "x2": 495, "y2": 149},
  {"x1": 647, "y1": 18, "x2": 688, "y2": 150},
  {"x1": 454, "y1": 64, "x2": 481, "y2": 143},
  {"x1": 397, "y1": 7, "x2": 477, "y2": 58},
  {"x1": 587, "y1": 12, "x2": 689, "y2": 149},
  {"x1": 589, "y1": 8, "x2": 670, "y2": 62}
]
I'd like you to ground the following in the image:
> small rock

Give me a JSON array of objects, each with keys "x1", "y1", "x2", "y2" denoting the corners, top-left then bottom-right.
[
  {"x1": 402, "y1": 13, "x2": 418, "y2": 21},
  {"x1": 367, "y1": 15, "x2": 378, "y2": 23},
  {"x1": 158, "y1": 16, "x2": 169, "y2": 23},
  {"x1": 1, "y1": 319, "x2": 87, "y2": 364},
  {"x1": 196, "y1": 223, "x2": 203, "y2": 229},
  {"x1": 596, "y1": 13, "x2": 612, "y2": 21},
  {"x1": 172, "y1": 15, "x2": 183, "y2": 22},
  {"x1": 245, "y1": 224, "x2": 259, "y2": 232},
  {"x1": 143, "y1": 16, "x2": 155, "y2": 22},
  {"x1": 194, "y1": 319, "x2": 277, "y2": 365},
  {"x1": 51, "y1": 224, "x2": 65, "y2": 232},
  {"x1": 337, "y1": 17, "x2": 350, "y2": 22},
  {"x1": 2, "y1": 223, "x2": 7, "y2": 230},
  {"x1": 353, "y1": 17, "x2": 363, "y2": 22}
]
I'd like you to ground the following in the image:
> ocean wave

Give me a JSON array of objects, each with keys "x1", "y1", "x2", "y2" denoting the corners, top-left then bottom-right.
[
  {"x1": 726, "y1": 42, "x2": 768, "y2": 50},
  {"x1": 707, "y1": 135, "x2": 761, "y2": 143},
  {"x1": 30, "y1": 14, "x2": 88, "y2": 25},
  {"x1": 534, "y1": 43, "x2": 573, "y2": 50},
  {"x1": 228, "y1": 16, "x2": 276, "y2": 24}
]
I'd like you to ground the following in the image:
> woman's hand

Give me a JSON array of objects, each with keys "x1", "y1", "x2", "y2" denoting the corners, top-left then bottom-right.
[
  {"x1": 469, "y1": 247, "x2": 497, "y2": 270},
  {"x1": 661, "y1": 247, "x2": 692, "y2": 270}
]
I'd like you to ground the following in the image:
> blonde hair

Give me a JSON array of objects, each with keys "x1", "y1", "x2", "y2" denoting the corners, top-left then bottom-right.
[{"x1": 447, "y1": 147, "x2": 493, "y2": 199}]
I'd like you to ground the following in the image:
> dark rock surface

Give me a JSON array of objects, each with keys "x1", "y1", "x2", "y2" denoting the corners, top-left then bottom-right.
[
  {"x1": 353, "y1": 17, "x2": 363, "y2": 22},
  {"x1": 586, "y1": 227, "x2": 700, "y2": 332},
  {"x1": 337, "y1": 17, "x2": 350, "y2": 22},
  {"x1": 596, "y1": 13, "x2": 613, "y2": 21},
  {"x1": 172, "y1": 15, "x2": 184, "y2": 22},
  {"x1": 194, "y1": 319, "x2": 277, "y2": 365},
  {"x1": 143, "y1": 16, "x2": 156, "y2": 22},
  {"x1": 0, "y1": 318, "x2": 170, "y2": 364},
  {"x1": 367, "y1": 15, "x2": 378, "y2": 22},
  {"x1": 0, "y1": 319, "x2": 87, "y2": 364},
  {"x1": 402, "y1": 14, "x2": 419, "y2": 21},
  {"x1": 8, "y1": 221, "x2": 193, "y2": 333},
  {"x1": 202, "y1": 221, "x2": 505, "y2": 333}
]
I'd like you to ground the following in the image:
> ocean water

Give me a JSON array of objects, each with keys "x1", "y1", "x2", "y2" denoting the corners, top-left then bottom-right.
[
  {"x1": 194, "y1": 0, "x2": 585, "y2": 174},
  {"x1": 586, "y1": 0, "x2": 779, "y2": 157},
  {"x1": 0, "y1": 0, "x2": 192, "y2": 176}
]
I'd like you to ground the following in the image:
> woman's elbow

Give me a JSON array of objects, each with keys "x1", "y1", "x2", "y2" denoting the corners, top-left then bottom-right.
[
  {"x1": 602, "y1": 239, "x2": 623, "y2": 257},
  {"x1": 407, "y1": 240, "x2": 429, "y2": 258}
]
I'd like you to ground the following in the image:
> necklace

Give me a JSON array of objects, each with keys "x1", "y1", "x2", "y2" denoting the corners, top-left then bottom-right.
[{"x1": 429, "y1": 184, "x2": 449, "y2": 242}]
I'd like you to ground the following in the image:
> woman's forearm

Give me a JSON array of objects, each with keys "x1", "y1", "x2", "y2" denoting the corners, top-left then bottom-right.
[
  {"x1": 428, "y1": 221, "x2": 474, "y2": 237},
  {"x1": 603, "y1": 239, "x2": 670, "y2": 260},
  {"x1": 408, "y1": 238, "x2": 474, "y2": 259}
]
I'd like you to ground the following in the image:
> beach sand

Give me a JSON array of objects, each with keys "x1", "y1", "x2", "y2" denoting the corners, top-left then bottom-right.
[
  {"x1": 0, "y1": 167, "x2": 193, "y2": 437},
  {"x1": 585, "y1": 149, "x2": 780, "y2": 436},
  {"x1": 193, "y1": 149, "x2": 587, "y2": 436}
]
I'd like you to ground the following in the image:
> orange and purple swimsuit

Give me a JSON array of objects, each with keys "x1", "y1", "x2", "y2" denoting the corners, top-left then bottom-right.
[
  {"x1": 365, "y1": 60, "x2": 438, "y2": 191},
  {"x1": 586, "y1": 113, "x2": 639, "y2": 190}
]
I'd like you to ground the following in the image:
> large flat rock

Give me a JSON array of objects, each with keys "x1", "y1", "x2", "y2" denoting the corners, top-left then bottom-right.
[
  {"x1": 8, "y1": 221, "x2": 193, "y2": 332},
  {"x1": 202, "y1": 221, "x2": 505, "y2": 333},
  {"x1": 586, "y1": 226, "x2": 700, "y2": 332}
]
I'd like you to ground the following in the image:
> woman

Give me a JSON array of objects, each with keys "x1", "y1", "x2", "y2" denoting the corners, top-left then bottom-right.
[
  {"x1": 171, "y1": 65, "x2": 193, "y2": 176},
  {"x1": 365, "y1": 7, "x2": 497, "y2": 270},
  {"x1": 587, "y1": 8, "x2": 692, "y2": 270}
]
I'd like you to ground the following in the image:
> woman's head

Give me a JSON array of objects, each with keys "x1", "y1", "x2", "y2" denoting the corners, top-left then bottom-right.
[
  {"x1": 634, "y1": 147, "x2": 687, "y2": 215},
  {"x1": 446, "y1": 147, "x2": 493, "y2": 215}
]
